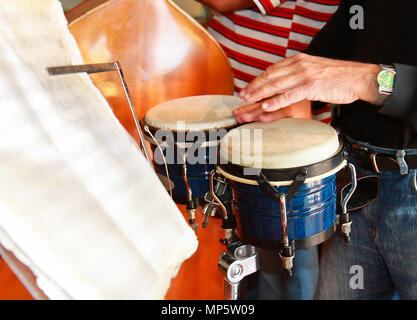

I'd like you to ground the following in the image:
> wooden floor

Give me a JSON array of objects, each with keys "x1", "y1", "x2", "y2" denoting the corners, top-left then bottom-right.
[
  {"x1": 0, "y1": 204, "x2": 225, "y2": 300},
  {"x1": 0, "y1": 260, "x2": 33, "y2": 300}
]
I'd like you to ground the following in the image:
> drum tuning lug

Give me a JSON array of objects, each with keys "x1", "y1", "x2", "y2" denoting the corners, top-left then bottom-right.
[
  {"x1": 340, "y1": 217, "x2": 352, "y2": 243},
  {"x1": 339, "y1": 163, "x2": 357, "y2": 244},
  {"x1": 202, "y1": 203, "x2": 217, "y2": 228},
  {"x1": 202, "y1": 210, "x2": 210, "y2": 228},
  {"x1": 279, "y1": 246, "x2": 295, "y2": 277},
  {"x1": 187, "y1": 208, "x2": 197, "y2": 225}
]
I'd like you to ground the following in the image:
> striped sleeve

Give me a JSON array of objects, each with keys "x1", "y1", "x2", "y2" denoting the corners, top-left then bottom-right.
[
  {"x1": 253, "y1": 0, "x2": 286, "y2": 15},
  {"x1": 286, "y1": 0, "x2": 340, "y2": 57}
]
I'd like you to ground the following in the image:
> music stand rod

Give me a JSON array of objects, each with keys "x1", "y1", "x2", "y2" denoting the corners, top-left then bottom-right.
[{"x1": 47, "y1": 62, "x2": 152, "y2": 166}]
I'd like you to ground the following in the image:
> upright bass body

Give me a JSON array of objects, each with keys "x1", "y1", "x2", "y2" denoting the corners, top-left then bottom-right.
[{"x1": 67, "y1": 0, "x2": 234, "y2": 141}]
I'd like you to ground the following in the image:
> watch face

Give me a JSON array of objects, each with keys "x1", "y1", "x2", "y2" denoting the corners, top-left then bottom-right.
[{"x1": 377, "y1": 69, "x2": 395, "y2": 91}]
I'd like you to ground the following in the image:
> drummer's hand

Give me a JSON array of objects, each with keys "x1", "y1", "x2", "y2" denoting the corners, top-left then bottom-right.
[
  {"x1": 196, "y1": 0, "x2": 255, "y2": 13},
  {"x1": 233, "y1": 100, "x2": 312, "y2": 123},
  {"x1": 239, "y1": 53, "x2": 380, "y2": 112}
]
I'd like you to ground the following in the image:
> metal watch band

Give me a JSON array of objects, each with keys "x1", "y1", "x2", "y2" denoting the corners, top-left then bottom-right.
[{"x1": 374, "y1": 64, "x2": 396, "y2": 106}]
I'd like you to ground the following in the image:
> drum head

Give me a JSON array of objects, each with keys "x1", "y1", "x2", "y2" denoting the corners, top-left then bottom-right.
[
  {"x1": 144, "y1": 95, "x2": 244, "y2": 131},
  {"x1": 220, "y1": 118, "x2": 340, "y2": 170}
]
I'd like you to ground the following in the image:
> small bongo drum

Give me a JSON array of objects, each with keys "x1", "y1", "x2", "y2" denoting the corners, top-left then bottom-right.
[
  {"x1": 212, "y1": 119, "x2": 354, "y2": 273},
  {"x1": 143, "y1": 95, "x2": 243, "y2": 223}
]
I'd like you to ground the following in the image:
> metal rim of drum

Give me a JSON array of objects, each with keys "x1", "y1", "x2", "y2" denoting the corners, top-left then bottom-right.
[
  {"x1": 143, "y1": 123, "x2": 239, "y2": 145},
  {"x1": 217, "y1": 143, "x2": 346, "y2": 186},
  {"x1": 143, "y1": 122, "x2": 240, "y2": 204}
]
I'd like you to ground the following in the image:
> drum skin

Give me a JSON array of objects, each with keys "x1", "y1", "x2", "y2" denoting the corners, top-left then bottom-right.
[{"x1": 230, "y1": 175, "x2": 337, "y2": 249}]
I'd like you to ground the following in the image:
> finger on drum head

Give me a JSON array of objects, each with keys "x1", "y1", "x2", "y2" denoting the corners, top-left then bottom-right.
[
  {"x1": 262, "y1": 85, "x2": 309, "y2": 111},
  {"x1": 235, "y1": 105, "x2": 265, "y2": 124},
  {"x1": 248, "y1": 74, "x2": 303, "y2": 106},
  {"x1": 232, "y1": 102, "x2": 261, "y2": 115},
  {"x1": 240, "y1": 56, "x2": 300, "y2": 101}
]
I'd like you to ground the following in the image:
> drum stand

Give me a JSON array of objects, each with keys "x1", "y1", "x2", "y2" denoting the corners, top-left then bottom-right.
[{"x1": 218, "y1": 244, "x2": 259, "y2": 300}]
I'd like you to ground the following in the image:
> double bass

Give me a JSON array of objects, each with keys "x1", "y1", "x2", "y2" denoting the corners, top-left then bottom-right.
[
  {"x1": 66, "y1": 0, "x2": 234, "y2": 141},
  {"x1": 66, "y1": 0, "x2": 234, "y2": 299}
]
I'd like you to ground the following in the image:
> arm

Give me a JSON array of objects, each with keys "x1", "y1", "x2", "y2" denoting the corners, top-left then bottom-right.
[
  {"x1": 231, "y1": 0, "x2": 357, "y2": 123},
  {"x1": 238, "y1": 53, "x2": 381, "y2": 111},
  {"x1": 236, "y1": 55, "x2": 417, "y2": 121}
]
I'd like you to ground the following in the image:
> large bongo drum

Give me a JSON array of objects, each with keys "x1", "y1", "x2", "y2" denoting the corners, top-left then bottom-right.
[
  {"x1": 143, "y1": 95, "x2": 244, "y2": 223},
  {"x1": 213, "y1": 119, "x2": 353, "y2": 275}
]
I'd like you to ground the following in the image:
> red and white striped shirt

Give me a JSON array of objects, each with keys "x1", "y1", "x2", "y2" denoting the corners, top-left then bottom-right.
[{"x1": 208, "y1": 0, "x2": 340, "y2": 123}]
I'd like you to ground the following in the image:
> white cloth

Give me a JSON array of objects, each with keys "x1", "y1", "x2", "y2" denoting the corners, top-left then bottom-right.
[{"x1": 0, "y1": 0, "x2": 197, "y2": 299}]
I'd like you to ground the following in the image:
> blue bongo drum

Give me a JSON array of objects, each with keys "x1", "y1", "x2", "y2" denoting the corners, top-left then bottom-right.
[
  {"x1": 216, "y1": 119, "x2": 348, "y2": 251},
  {"x1": 143, "y1": 95, "x2": 243, "y2": 223}
]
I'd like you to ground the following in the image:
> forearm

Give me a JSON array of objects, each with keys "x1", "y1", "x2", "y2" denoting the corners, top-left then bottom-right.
[{"x1": 196, "y1": 0, "x2": 255, "y2": 13}]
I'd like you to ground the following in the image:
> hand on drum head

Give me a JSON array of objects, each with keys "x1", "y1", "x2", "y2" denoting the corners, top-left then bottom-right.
[
  {"x1": 238, "y1": 53, "x2": 380, "y2": 112},
  {"x1": 232, "y1": 100, "x2": 312, "y2": 123}
]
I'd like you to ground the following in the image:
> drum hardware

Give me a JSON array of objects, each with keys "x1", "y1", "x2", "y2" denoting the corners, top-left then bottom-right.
[
  {"x1": 369, "y1": 153, "x2": 381, "y2": 174},
  {"x1": 413, "y1": 171, "x2": 417, "y2": 195},
  {"x1": 256, "y1": 171, "x2": 308, "y2": 276},
  {"x1": 202, "y1": 192, "x2": 219, "y2": 228},
  {"x1": 144, "y1": 125, "x2": 173, "y2": 198},
  {"x1": 209, "y1": 169, "x2": 259, "y2": 300},
  {"x1": 278, "y1": 194, "x2": 294, "y2": 276},
  {"x1": 339, "y1": 163, "x2": 357, "y2": 243},
  {"x1": 202, "y1": 172, "x2": 228, "y2": 228},
  {"x1": 47, "y1": 62, "x2": 152, "y2": 166},
  {"x1": 218, "y1": 244, "x2": 259, "y2": 300},
  {"x1": 208, "y1": 170, "x2": 229, "y2": 221},
  {"x1": 208, "y1": 170, "x2": 241, "y2": 246},
  {"x1": 182, "y1": 153, "x2": 197, "y2": 227},
  {"x1": 144, "y1": 95, "x2": 241, "y2": 211}
]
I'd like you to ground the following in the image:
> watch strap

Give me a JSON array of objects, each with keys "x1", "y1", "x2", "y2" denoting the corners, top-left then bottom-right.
[{"x1": 375, "y1": 64, "x2": 396, "y2": 106}]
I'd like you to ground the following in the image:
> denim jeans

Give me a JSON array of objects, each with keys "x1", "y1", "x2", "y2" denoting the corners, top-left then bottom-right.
[
  {"x1": 242, "y1": 246, "x2": 319, "y2": 300},
  {"x1": 315, "y1": 169, "x2": 417, "y2": 299}
]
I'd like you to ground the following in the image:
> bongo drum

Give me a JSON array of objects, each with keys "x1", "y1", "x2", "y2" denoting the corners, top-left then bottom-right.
[
  {"x1": 143, "y1": 95, "x2": 244, "y2": 223},
  {"x1": 212, "y1": 119, "x2": 355, "y2": 273}
]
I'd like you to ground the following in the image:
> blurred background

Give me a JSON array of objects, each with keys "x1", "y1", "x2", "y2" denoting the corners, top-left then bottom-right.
[{"x1": 59, "y1": 0, "x2": 212, "y2": 24}]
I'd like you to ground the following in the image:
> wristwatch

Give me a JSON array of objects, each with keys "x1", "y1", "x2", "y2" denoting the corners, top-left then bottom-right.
[{"x1": 375, "y1": 64, "x2": 396, "y2": 106}]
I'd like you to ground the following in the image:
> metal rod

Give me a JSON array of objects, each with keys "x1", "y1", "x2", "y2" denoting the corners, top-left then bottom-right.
[
  {"x1": 47, "y1": 62, "x2": 119, "y2": 75},
  {"x1": 47, "y1": 62, "x2": 152, "y2": 166},
  {"x1": 209, "y1": 170, "x2": 228, "y2": 220},
  {"x1": 182, "y1": 153, "x2": 193, "y2": 203},
  {"x1": 279, "y1": 193, "x2": 289, "y2": 247},
  {"x1": 143, "y1": 124, "x2": 173, "y2": 198},
  {"x1": 341, "y1": 163, "x2": 358, "y2": 214}
]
